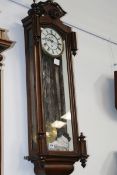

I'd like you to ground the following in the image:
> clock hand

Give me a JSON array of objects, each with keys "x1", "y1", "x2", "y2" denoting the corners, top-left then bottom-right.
[{"x1": 46, "y1": 38, "x2": 58, "y2": 44}]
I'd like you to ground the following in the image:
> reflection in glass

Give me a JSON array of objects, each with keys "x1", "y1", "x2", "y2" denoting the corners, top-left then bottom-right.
[
  {"x1": 41, "y1": 41, "x2": 73, "y2": 151},
  {"x1": 29, "y1": 30, "x2": 38, "y2": 150}
]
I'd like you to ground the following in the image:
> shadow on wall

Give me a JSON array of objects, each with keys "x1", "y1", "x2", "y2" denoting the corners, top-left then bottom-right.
[
  {"x1": 101, "y1": 152, "x2": 117, "y2": 175},
  {"x1": 95, "y1": 75, "x2": 117, "y2": 121}
]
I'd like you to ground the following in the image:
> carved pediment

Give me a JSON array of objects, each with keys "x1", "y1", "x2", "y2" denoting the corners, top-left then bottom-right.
[{"x1": 28, "y1": 0, "x2": 66, "y2": 19}]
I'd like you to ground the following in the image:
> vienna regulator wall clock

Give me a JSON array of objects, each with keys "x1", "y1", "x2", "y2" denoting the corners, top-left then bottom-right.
[{"x1": 22, "y1": 1, "x2": 88, "y2": 175}]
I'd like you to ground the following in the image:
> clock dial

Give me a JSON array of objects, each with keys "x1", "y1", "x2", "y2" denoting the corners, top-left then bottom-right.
[{"x1": 41, "y1": 28, "x2": 63, "y2": 57}]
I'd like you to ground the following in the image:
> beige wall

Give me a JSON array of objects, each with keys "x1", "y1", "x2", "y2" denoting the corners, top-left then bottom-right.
[{"x1": 0, "y1": 0, "x2": 117, "y2": 175}]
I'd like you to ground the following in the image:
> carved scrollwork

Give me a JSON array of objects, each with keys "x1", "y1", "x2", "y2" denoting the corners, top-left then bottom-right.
[{"x1": 28, "y1": 0, "x2": 66, "y2": 19}]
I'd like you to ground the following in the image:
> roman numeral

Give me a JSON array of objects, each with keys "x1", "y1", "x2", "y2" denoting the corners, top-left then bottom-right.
[
  {"x1": 57, "y1": 47, "x2": 61, "y2": 51},
  {"x1": 52, "y1": 50, "x2": 54, "y2": 54},
  {"x1": 58, "y1": 43, "x2": 62, "y2": 46},
  {"x1": 44, "y1": 43, "x2": 47, "y2": 46},
  {"x1": 47, "y1": 47, "x2": 50, "y2": 51},
  {"x1": 46, "y1": 30, "x2": 49, "y2": 34},
  {"x1": 42, "y1": 33, "x2": 46, "y2": 36},
  {"x1": 42, "y1": 37, "x2": 46, "y2": 40}
]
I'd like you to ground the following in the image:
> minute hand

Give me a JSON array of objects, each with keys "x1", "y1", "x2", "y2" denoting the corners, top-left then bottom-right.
[{"x1": 47, "y1": 38, "x2": 58, "y2": 45}]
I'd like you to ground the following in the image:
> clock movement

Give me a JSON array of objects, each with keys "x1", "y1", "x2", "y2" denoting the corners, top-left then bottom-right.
[{"x1": 22, "y1": 1, "x2": 88, "y2": 175}]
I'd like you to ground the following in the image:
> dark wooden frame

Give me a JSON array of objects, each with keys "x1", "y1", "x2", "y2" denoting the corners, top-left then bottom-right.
[{"x1": 22, "y1": 1, "x2": 88, "y2": 175}]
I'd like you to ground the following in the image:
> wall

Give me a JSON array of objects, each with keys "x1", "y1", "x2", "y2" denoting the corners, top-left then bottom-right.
[{"x1": 0, "y1": 0, "x2": 117, "y2": 175}]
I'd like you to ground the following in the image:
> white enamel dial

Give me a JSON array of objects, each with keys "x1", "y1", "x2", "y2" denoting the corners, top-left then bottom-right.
[{"x1": 41, "y1": 28, "x2": 63, "y2": 57}]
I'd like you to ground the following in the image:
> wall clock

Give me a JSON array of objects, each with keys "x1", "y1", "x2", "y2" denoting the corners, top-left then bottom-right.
[{"x1": 22, "y1": 1, "x2": 88, "y2": 175}]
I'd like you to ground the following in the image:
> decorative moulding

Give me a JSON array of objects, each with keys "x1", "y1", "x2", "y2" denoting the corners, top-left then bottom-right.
[{"x1": 0, "y1": 28, "x2": 14, "y2": 53}]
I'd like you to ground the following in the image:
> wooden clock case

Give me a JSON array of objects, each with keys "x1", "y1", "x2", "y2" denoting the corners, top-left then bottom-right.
[{"x1": 22, "y1": 1, "x2": 88, "y2": 175}]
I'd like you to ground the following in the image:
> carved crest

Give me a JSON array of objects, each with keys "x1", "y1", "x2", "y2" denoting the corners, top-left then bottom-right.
[{"x1": 28, "y1": 0, "x2": 66, "y2": 19}]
